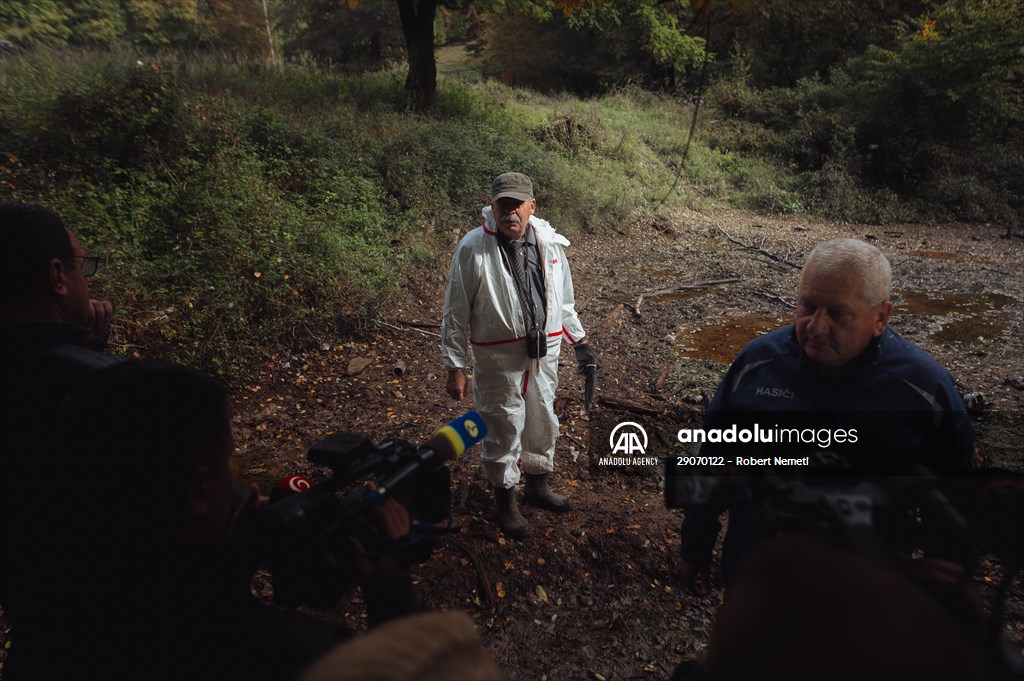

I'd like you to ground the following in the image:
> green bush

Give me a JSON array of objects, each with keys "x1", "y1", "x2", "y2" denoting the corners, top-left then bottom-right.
[
  {"x1": 46, "y1": 64, "x2": 189, "y2": 170},
  {"x1": 701, "y1": 0, "x2": 1024, "y2": 224},
  {"x1": 5, "y1": 17, "x2": 1018, "y2": 382},
  {"x1": 0, "y1": 50, "x2": 407, "y2": 379},
  {"x1": 804, "y1": 0, "x2": 1024, "y2": 222},
  {"x1": 378, "y1": 121, "x2": 524, "y2": 231}
]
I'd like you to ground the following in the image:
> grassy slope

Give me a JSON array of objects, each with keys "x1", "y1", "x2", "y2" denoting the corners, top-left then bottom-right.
[
  {"x1": 3, "y1": 46, "x2": 1016, "y2": 380},
  {"x1": 1, "y1": 48, "x2": 719, "y2": 379}
]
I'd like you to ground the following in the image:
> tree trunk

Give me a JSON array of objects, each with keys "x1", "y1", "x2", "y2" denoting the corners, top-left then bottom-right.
[
  {"x1": 396, "y1": 0, "x2": 438, "y2": 113},
  {"x1": 260, "y1": 0, "x2": 277, "y2": 66}
]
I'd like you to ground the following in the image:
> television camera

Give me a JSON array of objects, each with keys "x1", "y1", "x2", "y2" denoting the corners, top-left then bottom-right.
[
  {"x1": 240, "y1": 411, "x2": 486, "y2": 608},
  {"x1": 665, "y1": 452, "x2": 1024, "y2": 679}
]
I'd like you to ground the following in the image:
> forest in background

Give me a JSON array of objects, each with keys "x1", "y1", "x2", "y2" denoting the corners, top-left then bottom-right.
[{"x1": 1, "y1": 0, "x2": 1021, "y2": 379}]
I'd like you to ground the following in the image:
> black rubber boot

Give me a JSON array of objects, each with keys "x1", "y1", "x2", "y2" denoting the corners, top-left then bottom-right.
[
  {"x1": 493, "y1": 486, "x2": 529, "y2": 538},
  {"x1": 523, "y1": 473, "x2": 573, "y2": 512}
]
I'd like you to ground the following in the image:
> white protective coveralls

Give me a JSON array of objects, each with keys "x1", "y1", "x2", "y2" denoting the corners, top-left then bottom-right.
[{"x1": 441, "y1": 206, "x2": 587, "y2": 489}]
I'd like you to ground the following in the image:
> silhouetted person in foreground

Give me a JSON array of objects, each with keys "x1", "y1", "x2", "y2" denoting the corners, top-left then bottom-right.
[
  {"x1": 0, "y1": 202, "x2": 120, "y2": 678},
  {"x1": 0, "y1": 202, "x2": 116, "y2": 410},
  {"x1": 17, "y1": 361, "x2": 502, "y2": 680},
  {"x1": 692, "y1": 536, "x2": 991, "y2": 681}
]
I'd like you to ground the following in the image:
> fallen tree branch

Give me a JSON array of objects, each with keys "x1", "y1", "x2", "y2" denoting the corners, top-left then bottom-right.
[
  {"x1": 597, "y1": 395, "x2": 664, "y2": 415},
  {"x1": 451, "y1": 539, "x2": 495, "y2": 609},
  {"x1": 562, "y1": 433, "x2": 587, "y2": 450},
  {"x1": 578, "y1": 288, "x2": 605, "y2": 312},
  {"x1": 753, "y1": 287, "x2": 796, "y2": 309},
  {"x1": 644, "y1": 277, "x2": 741, "y2": 297},
  {"x1": 379, "y1": 320, "x2": 441, "y2": 338},
  {"x1": 602, "y1": 296, "x2": 641, "y2": 318},
  {"x1": 612, "y1": 278, "x2": 740, "y2": 317},
  {"x1": 398, "y1": 319, "x2": 440, "y2": 329},
  {"x1": 715, "y1": 225, "x2": 801, "y2": 270},
  {"x1": 653, "y1": 368, "x2": 668, "y2": 393}
]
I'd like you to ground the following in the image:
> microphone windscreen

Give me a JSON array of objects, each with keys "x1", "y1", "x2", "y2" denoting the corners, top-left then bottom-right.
[{"x1": 429, "y1": 411, "x2": 488, "y2": 461}]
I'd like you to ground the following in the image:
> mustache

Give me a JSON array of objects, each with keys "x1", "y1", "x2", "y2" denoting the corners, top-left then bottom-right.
[{"x1": 500, "y1": 214, "x2": 522, "y2": 225}]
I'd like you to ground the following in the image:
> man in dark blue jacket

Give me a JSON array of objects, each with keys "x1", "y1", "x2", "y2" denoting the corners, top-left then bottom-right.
[{"x1": 678, "y1": 238, "x2": 976, "y2": 587}]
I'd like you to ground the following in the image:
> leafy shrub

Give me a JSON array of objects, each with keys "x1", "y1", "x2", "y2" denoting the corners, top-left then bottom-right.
[
  {"x1": 702, "y1": 0, "x2": 1023, "y2": 225},
  {"x1": 798, "y1": 162, "x2": 909, "y2": 224},
  {"x1": 9, "y1": 16, "x2": 1017, "y2": 384},
  {"x1": 42, "y1": 63, "x2": 190, "y2": 171},
  {"x1": 378, "y1": 121, "x2": 545, "y2": 230}
]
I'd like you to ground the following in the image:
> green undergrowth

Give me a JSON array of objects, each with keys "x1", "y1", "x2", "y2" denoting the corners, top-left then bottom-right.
[
  {"x1": 0, "y1": 50, "x2": 691, "y2": 379},
  {"x1": 2, "y1": 45, "x2": 1017, "y2": 379}
]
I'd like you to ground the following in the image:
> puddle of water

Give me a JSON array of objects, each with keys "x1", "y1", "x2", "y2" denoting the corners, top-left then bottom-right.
[
  {"x1": 675, "y1": 314, "x2": 783, "y2": 363},
  {"x1": 896, "y1": 290, "x2": 1016, "y2": 316},
  {"x1": 929, "y1": 317, "x2": 1008, "y2": 345},
  {"x1": 894, "y1": 289, "x2": 1018, "y2": 347},
  {"x1": 675, "y1": 289, "x2": 1018, "y2": 359}
]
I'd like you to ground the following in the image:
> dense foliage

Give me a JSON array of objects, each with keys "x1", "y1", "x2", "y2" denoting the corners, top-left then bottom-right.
[
  {"x1": 0, "y1": 0, "x2": 271, "y2": 56},
  {"x1": 0, "y1": 51, "x2": 678, "y2": 378},
  {"x1": 0, "y1": 55, "x2": 401, "y2": 375},
  {"x1": 1, "y1": 1, "x2": 1021, "y2": 377},
  {"x1": 703, "y1": 0, "x2": 1024, "y2": 223}
]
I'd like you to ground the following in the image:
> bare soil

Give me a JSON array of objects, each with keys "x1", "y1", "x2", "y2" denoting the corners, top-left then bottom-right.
[
  {"x1": 222, "y1": 205, "x2": 1024, "y2": 680},
  {"x1": 4, "y1": 204, "x2": 1020, "y2": 680},
  {"x1": 1, "y1": 210, "x2": 1019, "y2": 680}
]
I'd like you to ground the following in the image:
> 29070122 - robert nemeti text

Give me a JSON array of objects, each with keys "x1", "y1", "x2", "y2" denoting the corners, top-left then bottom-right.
[{"x1": 674, "y1": 455, "x2": 811, "y2": 468}]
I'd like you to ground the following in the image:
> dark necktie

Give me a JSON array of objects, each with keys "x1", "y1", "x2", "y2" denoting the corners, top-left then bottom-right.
[{"x1": 508, "y1": 240, "x2": 533, "y2": 328}]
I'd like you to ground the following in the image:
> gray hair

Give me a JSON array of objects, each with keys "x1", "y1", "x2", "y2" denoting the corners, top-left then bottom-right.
[{"x1": 802, "y1": 238, "x2": 892, "y2": 305}]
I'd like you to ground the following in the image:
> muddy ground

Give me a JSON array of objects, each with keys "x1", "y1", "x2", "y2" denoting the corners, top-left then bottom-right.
[
  {"x1": 221, "y1": 206, "x2": 1023, "y2": 680},
  {"x1": 6, "y1": 206, "x2": 1014, "y2": 678}
]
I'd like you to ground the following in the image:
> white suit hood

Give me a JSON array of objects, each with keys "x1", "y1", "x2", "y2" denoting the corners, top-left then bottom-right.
[{"x1": 481, "y1": 205, "x2": 570, "y2": 248}]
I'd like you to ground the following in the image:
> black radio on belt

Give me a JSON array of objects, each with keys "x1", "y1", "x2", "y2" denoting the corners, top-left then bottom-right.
[{"x1": 526, "y1": 326, "x2": 547, "y2": 359}]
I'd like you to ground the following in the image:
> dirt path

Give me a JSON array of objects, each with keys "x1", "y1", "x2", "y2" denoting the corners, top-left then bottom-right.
[{"x1": 231, "y1": 206, "x2": 1024, "y2": 679}]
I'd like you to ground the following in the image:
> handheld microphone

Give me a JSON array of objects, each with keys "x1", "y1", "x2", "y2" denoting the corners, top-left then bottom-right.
[
  {"x1": 375, "y1": 411, "x2": 487, "y2": 496},
  {"x1": 422, "y1": 411, "x2": 488, "y2": 464}
]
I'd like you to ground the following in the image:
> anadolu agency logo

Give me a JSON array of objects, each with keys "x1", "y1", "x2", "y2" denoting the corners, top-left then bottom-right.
[
  {"x1": 598, "y1": 421, "x2": 657, "y2": 466},
  {"x1": 610, "y1": 421, "x2": 648, "y2": 455}
]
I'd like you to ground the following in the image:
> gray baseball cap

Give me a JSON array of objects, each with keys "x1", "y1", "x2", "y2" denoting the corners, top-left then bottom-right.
[{"x1": 491, "y1": 172, "x2": 534, "y2": 202}]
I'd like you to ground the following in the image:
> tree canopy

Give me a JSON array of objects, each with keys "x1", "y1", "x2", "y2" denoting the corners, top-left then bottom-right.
[{"x1": 0, "y1": 0, "x2": 271, "y2": 57}]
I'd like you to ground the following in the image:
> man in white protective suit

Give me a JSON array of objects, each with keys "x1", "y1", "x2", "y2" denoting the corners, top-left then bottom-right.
[{"x1": 441, "y1": 172, "x2": 596, "y2": 539}]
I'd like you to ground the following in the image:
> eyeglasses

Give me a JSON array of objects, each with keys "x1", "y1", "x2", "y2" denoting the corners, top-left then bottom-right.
[{"x1": 63, "y1": 255, "x2": 101, "y2": 277}]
